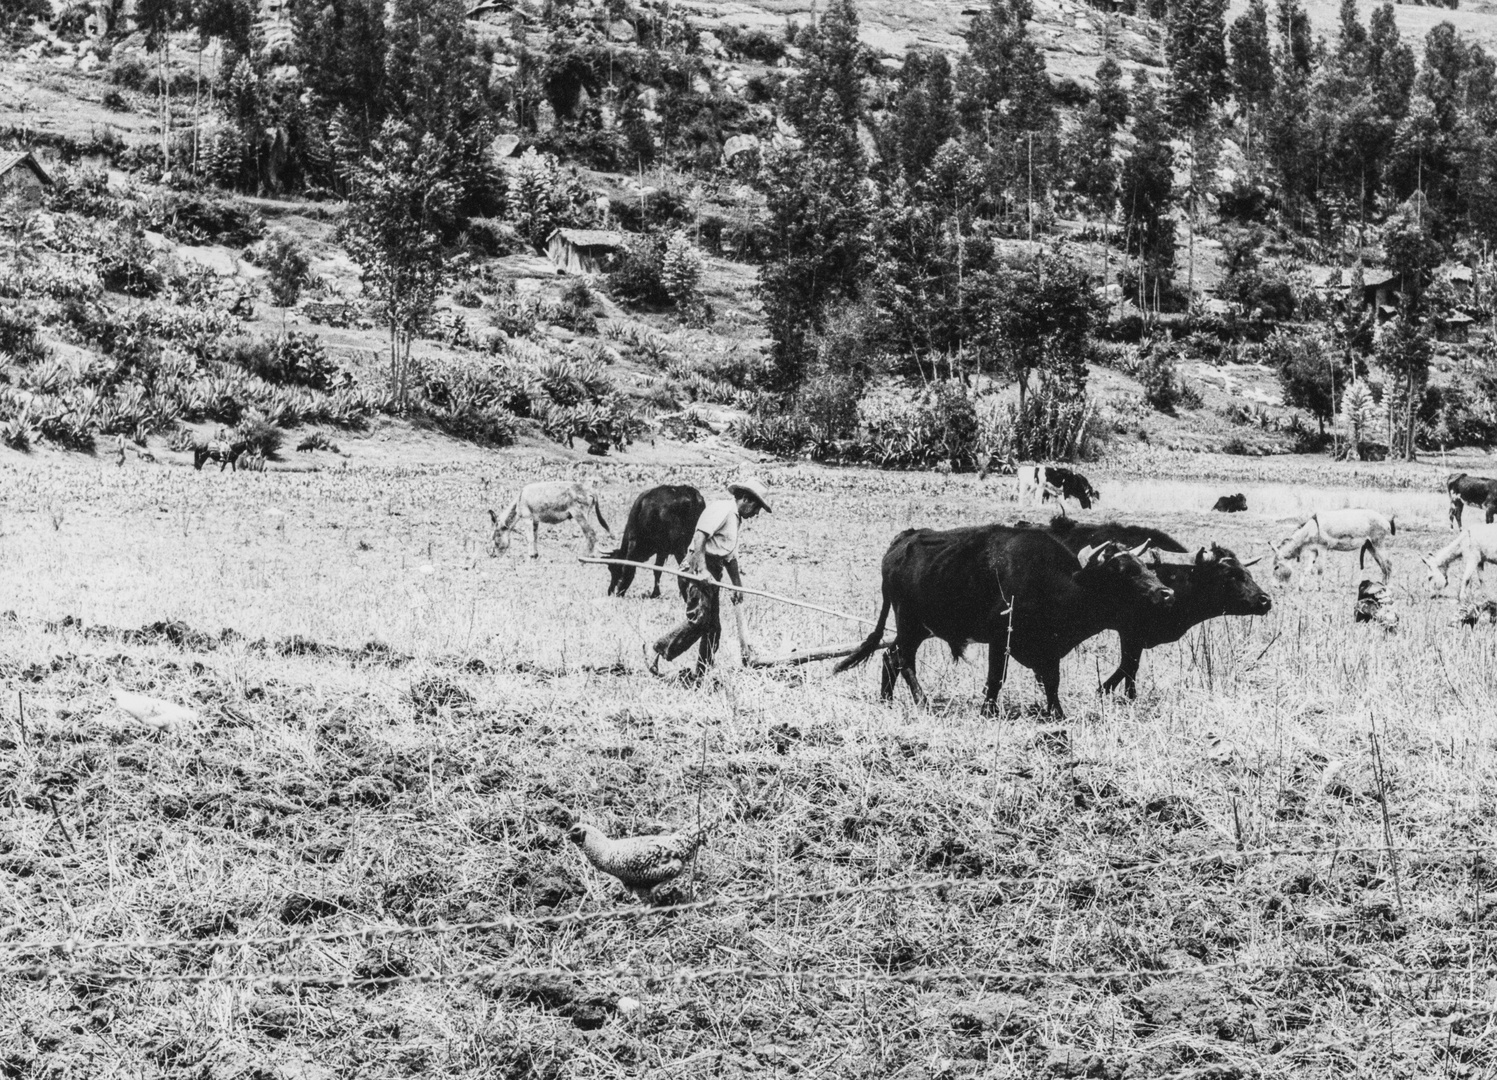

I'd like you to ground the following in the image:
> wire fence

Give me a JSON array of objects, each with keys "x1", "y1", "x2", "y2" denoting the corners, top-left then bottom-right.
[
  {"x1": 2, "y1": 841, "x2": 1494, "y2": 995},
  {"x1": 8, "y1": 957, "x2": 1497, "y2": 994},
  {"x1": 0, "y1": 843, "x2": 1487, "y2": 960}
]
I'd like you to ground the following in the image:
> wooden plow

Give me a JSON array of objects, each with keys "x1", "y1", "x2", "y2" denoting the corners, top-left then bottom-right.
[{"x1": 577, "y1": 556, "x2": 895, "y2": 669}]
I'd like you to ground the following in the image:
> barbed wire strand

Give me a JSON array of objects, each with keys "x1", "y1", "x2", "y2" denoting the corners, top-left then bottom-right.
[
  {"x1": 6, "y1": 957, "x2": 1497, "y2": 993},
  {"x1": 0, "y1": 843, "x2": 1488, "y2": 960}
]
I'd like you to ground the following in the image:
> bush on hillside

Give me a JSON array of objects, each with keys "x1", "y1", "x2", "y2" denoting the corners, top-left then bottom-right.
[
  {"x1": 218, "y1": 333, "x2": 340, "y2": 390},
  {"x1": 137, "y1": 191, "x2": 265, "y2": 247},
  {"x1": 717, "y1": 24, "x2": 788, "y2": 62},
  {"x1": 234, "y1": 414, "x2": 285, "y2": 457},
  {"x1": 740, "y1": 380, "x2": 986, "y2": 469},
  {"x1": 98, "y1": 232, "x2": 165, "y2": 297},
  {"x1": 248, "y1": 230, "x2": 312, "y2": 307},
  {"x1": 109, "y1": 59, "x2": 149, "y2": 90},
  {"x1": 607, "y1": 233, "x2": 670, "y2": 307},
  {"x1": 44, "y1": 167, "x2": 115, "y2": 218},
  {"x1": 1138, "y1": 343, "x2": 1202, "y2": 414},
  {"x1": 1000, "y1": 378, "x2": 1102, "y2": 462},
  {"x1": 0, "y1": 305, "x2": 47, "y2": 365},
  {"x1": 1420, "y1": 379, "x2": 1497, "y2": 449}
]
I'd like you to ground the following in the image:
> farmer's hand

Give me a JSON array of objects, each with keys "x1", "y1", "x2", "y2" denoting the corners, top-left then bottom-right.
[{"x1": 685, "y1": 534, "x2": 706, "y2": 575}]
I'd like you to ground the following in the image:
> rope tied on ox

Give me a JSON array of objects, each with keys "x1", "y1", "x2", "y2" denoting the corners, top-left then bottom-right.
[{"x1": 578, "y1": 556, "x2": 895, "y2": 667}]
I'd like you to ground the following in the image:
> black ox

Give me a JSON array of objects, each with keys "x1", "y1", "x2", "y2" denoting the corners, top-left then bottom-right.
[
  {"x1": 1447, "y1": 473, "x2": 1497, "y2": 528},
  {"x1": 1037, "y1": 519, "x2": 1272, "y2": 698},
  {"x1": 1212, "y1": 493, "x2": 1247, "y2": 513},
  {"x1": 604, "y1": 484, "x2": 707, "y2": 597},
  {"x1": 835, "y1": 526, "x2": 1173, "y2": 717}
]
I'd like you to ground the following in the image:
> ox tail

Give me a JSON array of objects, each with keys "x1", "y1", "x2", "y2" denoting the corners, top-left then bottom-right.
[
  {"x1": 593, "y1": 496, "x2": 611, "y2": 534},
  {"x1": 833, "y1": 597, "x2": 892, "y2": 674}
]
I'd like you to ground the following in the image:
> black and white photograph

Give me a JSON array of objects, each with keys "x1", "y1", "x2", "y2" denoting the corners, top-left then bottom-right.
[{"x1": 2, "y1": 0, "x2": 1497, "y2": 1071}]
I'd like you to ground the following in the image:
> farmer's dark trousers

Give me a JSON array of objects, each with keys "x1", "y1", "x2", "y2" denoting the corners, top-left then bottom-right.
[{"x1": 654, "y1": 554, "x2": 724, "y2": 678}]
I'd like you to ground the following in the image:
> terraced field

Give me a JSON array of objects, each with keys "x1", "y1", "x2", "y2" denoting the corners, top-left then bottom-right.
[{"x1": 1, "y1": 447, "x2": 1496, "y2": 1078}]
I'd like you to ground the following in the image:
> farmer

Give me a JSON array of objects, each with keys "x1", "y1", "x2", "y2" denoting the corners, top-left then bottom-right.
[{"x1": 651, "y1": 477, "x2": 773, "y2": 682}]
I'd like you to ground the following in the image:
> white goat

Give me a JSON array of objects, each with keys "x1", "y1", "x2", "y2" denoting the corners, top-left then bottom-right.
[
  {"x1": 1423, "y1": 523, "x2": 1497, "y2": 599},
  {"x1": 1274, "y1": 508, "x2": 1395, "y2": 583},
  {"x1": 490, "y1": 479, "x2": 611, "y2": 558}
]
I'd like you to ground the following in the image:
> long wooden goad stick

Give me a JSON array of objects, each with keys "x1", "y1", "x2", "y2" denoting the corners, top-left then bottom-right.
[
  {"x1": 577, "y1": 556, "x2": 882, "y2": 628},
  {"x1": 578, "y1": 555, "x2": 896, "y2": 668}
]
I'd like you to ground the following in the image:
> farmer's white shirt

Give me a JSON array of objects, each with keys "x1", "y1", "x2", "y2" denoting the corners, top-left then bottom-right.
[{"x1": 695, "y1": 500, "x2": 742, "y2": 559}]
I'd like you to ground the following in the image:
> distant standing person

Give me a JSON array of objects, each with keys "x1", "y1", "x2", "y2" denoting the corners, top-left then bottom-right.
[{"x1": 651, "y1": 477, "x2": 773, "y2": 683}]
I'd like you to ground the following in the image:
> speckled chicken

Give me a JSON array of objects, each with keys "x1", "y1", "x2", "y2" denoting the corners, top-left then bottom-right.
[{"x1": 567, "y1": 823, "x2": 707, "y2": 902}]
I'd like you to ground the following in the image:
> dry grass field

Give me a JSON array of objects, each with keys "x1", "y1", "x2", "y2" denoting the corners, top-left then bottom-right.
[{"x1": 3, "y1": 443, "x2": 1497, "y2": 1079}]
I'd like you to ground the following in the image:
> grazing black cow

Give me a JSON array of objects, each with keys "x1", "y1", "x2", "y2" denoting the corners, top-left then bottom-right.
[
  {"x1": 1212, "y1": 493, "x2": 1247, "y2": 513},
  {"x1": 1039, "y1": 518, "x2": 1272, "y2": 698},
  {"x1": 835, "y1": 526, "x2": 1173, "y2": 717},
  {"x1": 1447, "y1": 473, "x2": 1497, "y2": 528},
  {"x1": 1018, "y1": 466, "x2": 1100, "y2": 510},
  {"x1": 605, "y1": 484, "x2": 707, "y2": 598}
]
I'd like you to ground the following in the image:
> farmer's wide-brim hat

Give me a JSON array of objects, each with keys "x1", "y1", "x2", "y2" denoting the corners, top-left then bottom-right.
[{"x1": 728, "y1": 477, "x2": 772, "y2": 513}]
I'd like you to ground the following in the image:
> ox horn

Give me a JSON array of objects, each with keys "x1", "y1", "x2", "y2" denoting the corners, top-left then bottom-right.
[
  {"x1": 1240, "y1": 554, "x2": 1264, "y2": 567},
  {"x1": 1077, "y1": 543, "x2": 1110, "y2": 567},
  {"x1": 1127, "y1": 540, "x2": 1152, "y2": 559}
]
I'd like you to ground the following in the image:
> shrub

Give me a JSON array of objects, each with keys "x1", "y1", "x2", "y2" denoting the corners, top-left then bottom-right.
[
  {"x1": 0, "y1": 405, "x2": 40, "y2": 451},
  {"x1": 559, "y1": 277, "x2": 593, "y2": 311},
  {"x1": 1420, "y1": 380, "x2": 1497, "y2": 449},
  {"x1": 1137, "y1": 343, "x2": 1199, "y2": 414},
  {"x1": 793, "y1": 371, "x2": 861, "y2": 452},
  {"x1": 487, "y1": 284, "x2": 539, "y2": 339},
  {"x1": 608, "y1": 189, "x2": 693, "y2": 233},
  {"x1": 44, "y1": 167, "x2": 114, "y2": 217},
  {"x1": 661, "y1": 232, "x2": 706, "y2": 317},
  {"x1": 718, "y1": 24, "x2": 787, "y2": 62},
  {"x1": 1000, "y1": 379, "x2": 1101, "y2": 462},
  {"x1": 462, "y1": 218, "x2": 524, "y2": 257},
  {"x1": 505, "y1": 149, "x2": 595, "y2": 249},
  {"x1": 0, "y1": 305, "x2": 46, "y2": 365},
  {"x1": 109, "y1": 59, "x2": 149, "y2": 90},
  {"x1": 854, "y1": 382, "x2": 981, "y2": 470},
  {"x1": 430, "y1": 404, "x2": 517, "y2": 446},
  {"x1": 140, "y1": 191, "x2": 265, "y2": 247},
  {"x1": 607, "y1": 234, "x2": 670, "y2": 307},
  {"x1": 234, "y1": 414, "x2": 285, "y2": 458},
  {"x1": 252, "y1": 230, "x2": 311, "y2": 307},
  {"x1": 547, "y1": 297, "x2": 597, "y2": 336},
  {"x1": 221, "y1": 333, "x2": 339, "y2": 390},
  {"x1": 1051, "y1": 77, "x2": 1092, "y2": 108},
  {"x1": 1266, "y1": 328, "x2": 1349, "y2": 433},
  {"x1": 734, "y1": 408, "x2": 813, "y2": 458},
  {"x1": 1284, "y1": 413, "x2": 1329, "y2": 453},
  {"x1": 98, "y1": 232, "x2": 164, "y2": 297}
]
